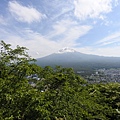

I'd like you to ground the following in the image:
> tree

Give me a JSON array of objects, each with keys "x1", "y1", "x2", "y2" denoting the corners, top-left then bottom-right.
[
  {"x1": 0, "y1": 40, "x2": 36, "y2": 79},
  {"x1": 0, "y1": 40, "x2": 49, "y2": 120},
  {"x1": 87, "y1": 83, "x2": 120, "y2": 119}
]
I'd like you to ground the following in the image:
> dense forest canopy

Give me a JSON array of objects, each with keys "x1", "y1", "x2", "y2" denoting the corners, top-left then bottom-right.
[{"x1": 0, "y1": 40, "x2": 120, "y2": 120}]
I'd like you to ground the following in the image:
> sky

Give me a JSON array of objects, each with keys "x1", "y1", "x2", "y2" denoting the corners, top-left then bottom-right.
[{"x1": 0, "y1": 0, "x2": 120, "y2": 58}]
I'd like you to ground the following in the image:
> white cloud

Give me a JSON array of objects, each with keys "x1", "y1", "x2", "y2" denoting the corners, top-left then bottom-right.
[
  {"x1": 73, "y1": 0, "x2": 114, "y2": 20},
  {"x1": 77, "y1": 46, "x2": 120, "y2": 57},
  {"x1": 0, "y1": 28, "x2": 63, "y2": 58},
  {"x1": 96, "y1": 32, "x2": 120, "y2": 46},
  {"x1": 1, "y1": 26, "x2": 120, "y2": 58},
  {"x1": 47, "y1": 19, "x2": 92, "y2": 47},
  {"x1": 93, "y1": 47, "x2": 120, "y2": 57},
  {"x1": 24, "y1": 21, "x2": 92, "y2": 57},
  {"x1": 24, "y1": 20, "x2": 91, "y2": 57},
  {"x1": 0, "y1": 20, "x2": 91, "y2": 58},
  {"x1": 8, "y1": 1, "x2": 46, "y2": 23}
]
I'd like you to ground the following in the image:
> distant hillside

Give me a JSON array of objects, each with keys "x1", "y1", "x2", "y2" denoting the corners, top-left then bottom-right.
[{"x1": 36, "y1": 48, "x2": 120, "y2": 71}]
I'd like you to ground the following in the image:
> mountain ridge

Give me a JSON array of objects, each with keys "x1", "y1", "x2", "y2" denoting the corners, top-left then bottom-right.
[{"x1": 36, "y1": 48, "x2": 120, "y2": 71}]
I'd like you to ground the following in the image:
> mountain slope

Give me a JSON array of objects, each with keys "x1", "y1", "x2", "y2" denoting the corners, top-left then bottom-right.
[{"x1": 36, "y1": 48, "x2": 120, "y2": 71}]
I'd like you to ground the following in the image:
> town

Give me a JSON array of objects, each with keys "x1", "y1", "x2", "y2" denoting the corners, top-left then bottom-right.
[{"x1": 85, "y1": 68, "x2": 120, "y2": 83}]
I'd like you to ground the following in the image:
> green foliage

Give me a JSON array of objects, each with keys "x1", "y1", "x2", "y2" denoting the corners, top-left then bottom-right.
[
  {"x1": 0, "y1": 40, "x2": 36, "y2": 79},
  {"x1": 0, "y1": 41, "x2": 50, "y2": 119},
  {"x1": 87, "y1": 83, "x2": 120, "y2": 119},
  {"x1": 0, "y1": 40, "x2": 120, "y2": 120},
  {"x1": 0, "y1": 77, "x2": 51, "y2": 120}
]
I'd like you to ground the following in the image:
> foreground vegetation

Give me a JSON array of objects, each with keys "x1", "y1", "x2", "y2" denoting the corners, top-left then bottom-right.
[{"x1": 0, "y1": 40, "x2": 120, "y2": 120}]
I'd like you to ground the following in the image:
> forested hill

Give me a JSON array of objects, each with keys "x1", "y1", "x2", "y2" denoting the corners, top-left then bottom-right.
[{"x1": 0, "y1": 41, "x2": 120, "y2": 120}]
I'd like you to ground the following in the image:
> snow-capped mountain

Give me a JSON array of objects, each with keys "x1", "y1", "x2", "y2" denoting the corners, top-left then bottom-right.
[
  {"x1": 57, "y1": 47, "x2": 76, "y2": 54},
  {"x1": 36, "y1": 48, "x2": 120, "y2": 71}
]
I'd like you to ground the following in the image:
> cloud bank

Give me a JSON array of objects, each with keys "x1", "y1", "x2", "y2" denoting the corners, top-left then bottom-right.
[
  {"x1": 8, "y1": 1, "x2": 46, "y2": 23},
  {"x1": 73, "y1": 0, "x2": 115, "y2": 20}
]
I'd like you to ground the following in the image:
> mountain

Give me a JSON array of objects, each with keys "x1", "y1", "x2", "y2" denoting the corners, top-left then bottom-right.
[{"x1": 36, "y1": 48, "x2": 120, "y2": 71}]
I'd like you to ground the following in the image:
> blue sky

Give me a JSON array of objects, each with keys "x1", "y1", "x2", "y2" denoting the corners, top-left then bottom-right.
[{"x1": 0, "y1": 0, "x2": 120, "y2": 58}]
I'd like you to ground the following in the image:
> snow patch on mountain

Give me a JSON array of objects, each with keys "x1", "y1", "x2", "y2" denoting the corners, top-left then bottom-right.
[{"x1": 56, "y1": 47, "x2": 76, "y2": 54}]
